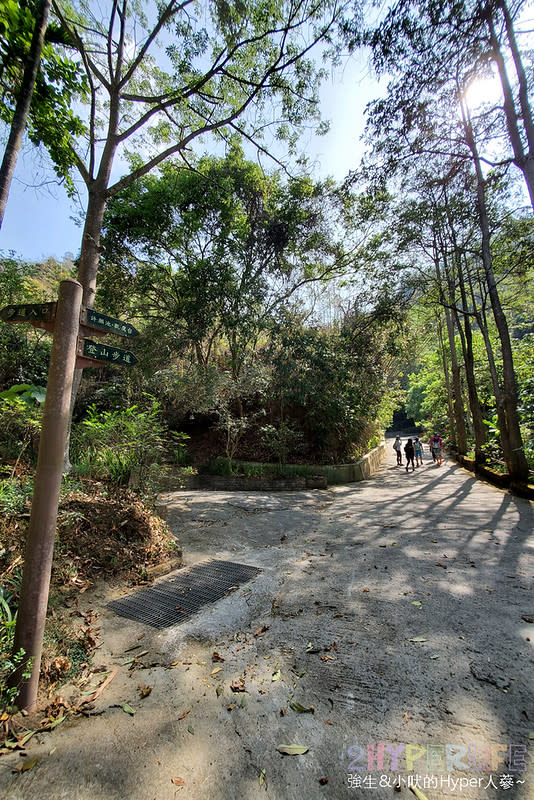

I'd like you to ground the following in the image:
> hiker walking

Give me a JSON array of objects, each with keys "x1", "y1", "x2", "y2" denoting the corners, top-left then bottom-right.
[
  {"x1": 404, "y1": 438, "x2": 415, "y2": 472},
  {"x1": 414, "y1": 436, "x2": 424, "y2": 467},
  {"x1": 430, "y1": 433, "x2": 443, "y2": 466},
  {"x1": 393, "y1": 435, "x2": 402, "y2": 465}
]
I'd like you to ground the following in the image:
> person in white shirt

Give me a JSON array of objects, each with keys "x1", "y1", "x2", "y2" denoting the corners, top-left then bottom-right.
[{"x1": 392, "y1": 435, "x2": 402, "y2": 466}]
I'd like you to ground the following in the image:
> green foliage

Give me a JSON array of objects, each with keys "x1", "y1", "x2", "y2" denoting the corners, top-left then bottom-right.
[
  {"x1": 0, "y1": 475, "x2": 33, "y2": 517},
  {"x1": 146, "y1": 364, "x2": 224, "y2": 425},
  {"x1": 0, "y1": 255, "x2": 76, "y2": 389},
  {"x1": 204, "y1": 457, "x2": 316, "y2": 479},
  {"x1": 0, "y1": 592, "x2": 32, "y2": 710},
  {"x1": 72, "y1": 398, "x2": 167, "y2": 490},
  {"x1": 169, "y1": 431, "x2": 190, "y2": 465},
  {"x1": 100, "y1": 147, "x2": 342, "y2": 376},
  {"x1": 267, "y1": 314, "x2": 395, "y2": 461},
  {"x1": 0, "y1": 383, "x2": 46, "y2": 404},
  {"x1": 0, "y1": 395, "x2": 41, "y2": 464},
  {"x1": 513, "y1": 333, "x2": 534, "y2": 469},
  {"x1": 0, "y1": 0, "x2": 87, "y2": 190},
  {"x1": 260, "y1": 422, "x2": 303, "y2": 465},
  {"x1": 405, "y1": 354, "x2": 449, "y2": 430}
]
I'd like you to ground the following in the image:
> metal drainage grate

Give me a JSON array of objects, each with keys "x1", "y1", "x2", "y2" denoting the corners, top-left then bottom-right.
[{"x1": 107, "y1": 559, "x2": 262, "y2": 629}]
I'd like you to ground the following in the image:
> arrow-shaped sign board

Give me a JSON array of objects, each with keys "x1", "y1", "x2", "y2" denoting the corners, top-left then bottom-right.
[
  {"x1": 80, "y1": 308, "x2": 139, "y2": 338},
  {"x1": 80, "y1": 339, "x2": 138, "y2": 366},
  {"x1": 0, "y1": 301, "x2": 56, "y2": 325}
]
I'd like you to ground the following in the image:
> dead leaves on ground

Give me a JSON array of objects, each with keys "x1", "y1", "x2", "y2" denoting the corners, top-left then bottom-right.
[
  {"x1": 230, "y1": 677, "x2": 246, "y2": 693},
  {"x1": 276, "y1": 744, "x2": 309, "y2": 756}
]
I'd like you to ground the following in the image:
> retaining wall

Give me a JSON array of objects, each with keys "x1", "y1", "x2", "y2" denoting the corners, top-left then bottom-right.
[
  {"x1": 158, "y1": 441, "x2": 388, "y2": 492},
  {"x1": 197, "y1": 441, "x2": 387, "y2": 490}
]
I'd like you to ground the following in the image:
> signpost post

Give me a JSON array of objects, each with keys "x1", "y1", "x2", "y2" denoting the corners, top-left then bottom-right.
[
  {"x1": 10, "y1": 280, "x2": 83, "y2": 710},
  {"x1": 1, "y1": 289, "x2": 139, "y2": 710}
]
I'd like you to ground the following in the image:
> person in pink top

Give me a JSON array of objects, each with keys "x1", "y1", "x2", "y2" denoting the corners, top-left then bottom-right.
[{"x1": 430, "y1": 433, "x2": 443, "y2": 465}]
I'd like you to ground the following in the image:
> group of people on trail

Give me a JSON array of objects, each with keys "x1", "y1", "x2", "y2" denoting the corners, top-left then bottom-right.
[{"x1": 392, "y1": 433, "x2": 443, "y2": 471}]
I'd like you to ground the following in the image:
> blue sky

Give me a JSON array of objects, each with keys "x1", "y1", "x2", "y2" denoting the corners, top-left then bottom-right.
[{"x1": 0, "y1": 54, "x2": 380, "y2": 264}]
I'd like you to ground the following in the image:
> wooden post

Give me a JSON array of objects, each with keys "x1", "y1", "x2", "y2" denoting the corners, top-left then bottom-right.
[{"x1": 11, "y1": 279, "x2": 83, "y2": 711}]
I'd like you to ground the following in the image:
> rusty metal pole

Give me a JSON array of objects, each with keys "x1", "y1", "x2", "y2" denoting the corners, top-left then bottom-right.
[{"x1": 11, "y1": 279, "x2": 83, "y2": 711}]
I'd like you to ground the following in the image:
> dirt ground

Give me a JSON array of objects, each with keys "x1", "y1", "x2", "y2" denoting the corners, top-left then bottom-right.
[{"x1": 0, "y1": 442, "x2": 532, "y2": 800}]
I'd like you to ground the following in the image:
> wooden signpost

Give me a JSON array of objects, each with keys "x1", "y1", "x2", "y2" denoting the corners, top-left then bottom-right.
[{"x1": 0, "y1": 283, "x2": 139, "y2": 710}]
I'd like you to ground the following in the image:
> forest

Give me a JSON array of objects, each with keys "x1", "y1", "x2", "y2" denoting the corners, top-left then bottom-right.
[{"x1": 0, "y1": 0, "x2": 533, "y2": 713}]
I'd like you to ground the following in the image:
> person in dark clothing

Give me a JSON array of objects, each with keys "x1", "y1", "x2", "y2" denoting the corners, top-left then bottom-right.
[{"x1": 404, "y1": 438, "x2": 415, "y2": 472}]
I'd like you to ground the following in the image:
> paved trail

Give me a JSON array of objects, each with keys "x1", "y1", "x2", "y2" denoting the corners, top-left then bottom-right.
[{"x1": 0, "y1": 447, "x2": 532, "y2": 800}]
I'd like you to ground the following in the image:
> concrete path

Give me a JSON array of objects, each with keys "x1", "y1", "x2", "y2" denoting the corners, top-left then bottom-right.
[{"x1": 0, "y1": 446, "x2": 532, "y2": 799}]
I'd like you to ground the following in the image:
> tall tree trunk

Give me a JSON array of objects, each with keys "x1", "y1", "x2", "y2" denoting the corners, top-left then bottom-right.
[
  {"x1": 485, "y1": 4, "x2": 534, "y2": 210},
  {"x1": 0, "y1": 0, "x2": 51, "y2": 229},
  {"x1": 454, "y1": 249, "x2": 487, "y2": 462},
  {"x1": 451, "y1": 303, "x2": 486, "y2": 463},
  {"x1": 437, "y1": 314, "x2": 456, "y2": 448},
  {"x1": 469, "y1": 269, "x2": 512, "y2": 464},
  {"x1": 460, "y1": 99, "x2": 529, "y2": 481},
  {"x1": 498, "y1": 0, "x2": 534, "y2": 152},
  {"x1": 434, "y1": 242, "x2": 468, "y2": 454}
]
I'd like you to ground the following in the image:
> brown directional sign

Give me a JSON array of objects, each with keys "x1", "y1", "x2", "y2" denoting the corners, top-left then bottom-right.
[
  {"x1": 0, "y1": 301, "x2": 56, "y2": 328},
  {"x1": 78, "y1": 338, "x2": 138, "y2": 367},
  {"x1": 80, "y1": 307, "x2": 139, "y2": 338}
]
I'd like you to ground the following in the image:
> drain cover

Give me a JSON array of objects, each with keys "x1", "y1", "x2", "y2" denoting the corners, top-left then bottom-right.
[{"x1": 107, "y1": 559, "x2": 262, "y2": 629}]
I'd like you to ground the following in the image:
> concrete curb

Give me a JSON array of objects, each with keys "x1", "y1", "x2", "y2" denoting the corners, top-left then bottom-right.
[{"x1": 454, "y1": 451, "x2": 534, "y2": 498}]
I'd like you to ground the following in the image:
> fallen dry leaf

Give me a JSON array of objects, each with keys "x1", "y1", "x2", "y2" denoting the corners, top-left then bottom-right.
[
  {"x1": 253, "y1": 625, "x2": 269, "y2": 637},
  {"x1": 276, "y1": 744, "x2": 309, "y2": 756},
  {"x1": 171, "y1": 777, "x2": 185, "y2": 786},
  {"x1": 12, "y1": 756, "x2": 40, "y2": 773},
  {"x1": 138, "y1": 685, "x2": 152, "y2": 699},
  {"x1": 289, "y1": 699, "x2": 314, "y2": 714},
  {"x1": 178, "y1": 708, "x2": 192, "y2": 720},
  {"x1": 80, "y1": 668, "x2": 118, "y2": 706},
  {"x1": 212, "y1": 651, "x2": 225, "y2": 662},
  {"x1": 230, "y1": 677, "x2": 245, "y2": 692}
]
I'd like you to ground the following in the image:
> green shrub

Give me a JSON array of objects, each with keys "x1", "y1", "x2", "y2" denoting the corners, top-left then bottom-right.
[
  {"x1": 0, "y1": 477, "x2": 33, "y2": 517},
  {"x1": 170, "y1": 431, "x2": 190, "y2": 465},
  {"x1": 0, "y1": 395, "x2": 42, "y2": 464},
  {"x1": 72, "y1": 397, "x2": 167, "y2": 490},
  {"x1": 260, "y1": 423, "x2": 303, "y2": 465},
  {"x1": 0, "y1": 592, "x2": 32, "y2": 711}
]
